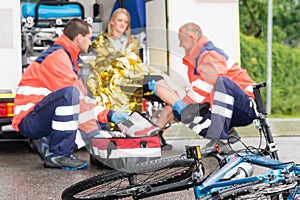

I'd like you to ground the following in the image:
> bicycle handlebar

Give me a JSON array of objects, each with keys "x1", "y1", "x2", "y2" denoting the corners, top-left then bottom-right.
[
  {"x1": 253, "y1": 82, "x2": 267, "y2": 114},
  {"x1": 253, "y1": 82, "x2": 266, "y2": 89}
]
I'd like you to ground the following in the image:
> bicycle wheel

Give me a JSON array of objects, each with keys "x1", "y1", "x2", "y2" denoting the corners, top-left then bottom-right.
[
  {"x1": 62, "y1": 155, "x2": 196, "y2": 200},
  {"x1": 202, "y1": 180, "x2": 300, "y2": 199}
]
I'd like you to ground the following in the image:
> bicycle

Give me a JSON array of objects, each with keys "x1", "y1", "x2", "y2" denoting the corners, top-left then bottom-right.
[{"x1": 61, "y1": 82, "x2": 300, "y2": 200}]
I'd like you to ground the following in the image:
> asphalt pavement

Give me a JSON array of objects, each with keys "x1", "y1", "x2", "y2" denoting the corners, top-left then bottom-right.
[{"x1": 1, "y1": 119, "x2": 300, "y2": 200}]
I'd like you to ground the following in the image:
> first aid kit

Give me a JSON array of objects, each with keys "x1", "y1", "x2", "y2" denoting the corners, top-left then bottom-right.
[{"x1": 89, "y1": 111, "x2": 162, "y2": 169}]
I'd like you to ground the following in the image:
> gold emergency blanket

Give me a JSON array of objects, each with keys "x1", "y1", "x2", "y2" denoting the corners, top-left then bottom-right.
[
  {"x1": 88, "y1": 31, "x2": 167, "y2": 114},
  {"x1": 88, "y1": 52, "x2": 163, "y2": 113}
]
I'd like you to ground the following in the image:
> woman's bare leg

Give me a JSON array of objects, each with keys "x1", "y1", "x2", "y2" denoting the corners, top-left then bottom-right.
[{"x1": 152, "y1": 105, "x2": 174, "y2": 128}]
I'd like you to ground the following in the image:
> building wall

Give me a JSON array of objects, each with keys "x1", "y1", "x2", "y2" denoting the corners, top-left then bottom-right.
[
  {"x1": 0, "y1": 1, "x2": 21, "y2": 93},
  {"x1": 146, "y1": 0, "x2": 240, "y2": 87}
]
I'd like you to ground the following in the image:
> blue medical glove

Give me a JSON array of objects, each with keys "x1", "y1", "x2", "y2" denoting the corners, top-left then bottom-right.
[
  {"x1": 173, "y1": 99, "x2": 188, "y2": 115},
  {"x1": 111, "y1": 111, "x2": 129, "y2": 124},
  {"x1": 148, "y1": 80, "x2": 157, "y2": 96}
]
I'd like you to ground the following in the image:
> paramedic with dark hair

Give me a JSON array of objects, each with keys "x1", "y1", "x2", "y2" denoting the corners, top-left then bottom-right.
[{"x1": 12, "y1": 18, "x2": 128, "y2": 170}]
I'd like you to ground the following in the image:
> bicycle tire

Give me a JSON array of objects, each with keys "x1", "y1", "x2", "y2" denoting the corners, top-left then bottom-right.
[
  {"x1": 62, "y1": 155, "x2": 196, "y2": 200},
  {"x1": 202, "y1": 180, "x2": 300, "y2": 199}
]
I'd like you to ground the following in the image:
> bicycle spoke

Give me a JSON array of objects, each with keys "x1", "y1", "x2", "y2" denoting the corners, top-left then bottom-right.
[
  {"x1": 62, "y1": 157, "x2": 196, "y2": 200},
  {"x1": 74, "y1": 177, "x2": 131, "y2": 199}
]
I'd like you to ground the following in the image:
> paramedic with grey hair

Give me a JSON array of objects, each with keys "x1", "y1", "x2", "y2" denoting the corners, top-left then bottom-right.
[{"x1": 148, "y1": 22, "x2": 257, "y2": 154}]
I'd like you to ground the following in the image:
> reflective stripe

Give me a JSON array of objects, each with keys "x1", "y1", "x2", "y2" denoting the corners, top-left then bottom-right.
[
  {"x1": 79, "y1": 109, "x2": 98, "y2": 124},
  {"x1": 52, "y1": 120, "x2": 78, "y2": 131},
  {"x1": 16, "y1": 86, "x2": 51, "y2": 96},
  {"x1": 226, "y1": 57, "x2": 235, "y2": 70},
  {"x1": 187, "y1": 90, "x2": 206, "y2": 103},
  {"x1": 94, "y1": 105, "x2": 107, "y2": 115},
  {"x1": 214, "y1": 91, "x2": 234, "y2": 105},
  {"x1": 78, "y1": 91, "x2": 99, "y2": 123},
  {"x1": 79, "y1": 105, "x2": 106, "y2": 123},
  {"x1": 50, "y1": 157, "x2": 60, "y2": 165},
  {"x1": 187, "y1": 79, "x2": 213, "y2": 103},
  {"x1": 245, "y1": 85, "x2": 253, "y2": 93},
  {"x1": 191, "y1": 79, "x2": 213, "y2": 93},
  {"x1": 192, "y1": 119, "x2": 211, "y2": 133},
  {"x1": 92, "y1": 147, "x2": 161, "y2": 158},
  {"x1": 14, "y1": 103, "x2": 35, "y2": 115},
  {"x1": 55, "y1": 104, "x2": 80, "y2": 116},
  {"x1": 249, "y1": 98, "x2": 254, "y2": 108},
  {"x1": 211, "y1": 104, "x2": 233, "y2": 118},
  {"x1": 75, "y1": 130, "x2": 86, "y2": 148},
  {"x1": 80, "y1": 92, "x2": 97, "y2": 104},
  {"x1": 193, "y1": 116, "x2": 203, "y2": 124}
]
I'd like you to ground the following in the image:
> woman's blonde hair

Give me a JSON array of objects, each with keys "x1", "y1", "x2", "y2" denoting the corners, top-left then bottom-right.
[{"x1": 108, "y1": 8, "x2": 132, "y2": 39}]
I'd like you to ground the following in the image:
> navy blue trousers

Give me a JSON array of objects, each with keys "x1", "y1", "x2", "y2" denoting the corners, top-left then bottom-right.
[
  {"x1": 190, "y1": 76, "x2": 256, "y2": 140},
  {"x1": 19, "y1": 86, "x2": 80, "y2": 156}
]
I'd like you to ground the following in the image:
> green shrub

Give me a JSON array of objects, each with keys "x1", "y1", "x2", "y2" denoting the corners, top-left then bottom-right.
[{"x1": 240, "y1": 34, "x2": 300, "y2": 115}]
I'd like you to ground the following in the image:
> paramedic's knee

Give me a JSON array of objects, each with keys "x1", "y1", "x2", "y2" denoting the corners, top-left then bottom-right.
[
  {"x1": 216, "y1": 76, "x2": 231, "y2": 84},
  {"x1": 61, "y1": 86, "x2": 80, "y2": 105},
  {"x1": 214, "y1": 76, "x2": 237, "y2": 93}
]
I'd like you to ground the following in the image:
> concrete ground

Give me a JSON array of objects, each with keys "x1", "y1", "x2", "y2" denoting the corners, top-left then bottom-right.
[
  {"x1": 163, "y1": 118, "x2": 300, "y2": 138},
  {"x1": 1, "y1": 118, "x2": 300, "y2": 200}
]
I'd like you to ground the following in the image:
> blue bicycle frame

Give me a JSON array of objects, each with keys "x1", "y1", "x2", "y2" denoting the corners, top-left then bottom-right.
[{"x1": 194, "y1": 152, "x2": 300, "y2": 199}]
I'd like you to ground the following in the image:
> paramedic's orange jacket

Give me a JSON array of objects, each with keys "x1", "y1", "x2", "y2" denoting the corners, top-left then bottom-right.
[
  {"x1": 182, "y1": 36, "x2": 255, "y2": 106},
  {"x1": 12, "y1": 34, "x2": 112, "y2": 132}
]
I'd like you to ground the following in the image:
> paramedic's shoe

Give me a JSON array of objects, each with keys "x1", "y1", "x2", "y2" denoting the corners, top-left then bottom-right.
[
  {"x1": 161, "y1": 143, "x2": 173, "y2": 151},
  {"x1": 204, "y1": 139, "x2": 231, "y2": 155},
  {"x1": 227, "y1": 128, "x2": 241, "y2": 144},
  {"x1": 181, "y1": 103, "x2": 210, "y2": 124},
  {"x1": 30, "y1": 137, "x2": 52, "y2": 160},
  {"x1": 159, "y1": 133, "x2": 173, "y2": 151},
  {"x1": 44, "y1": 154, "x2": 88, "y2": 170}
]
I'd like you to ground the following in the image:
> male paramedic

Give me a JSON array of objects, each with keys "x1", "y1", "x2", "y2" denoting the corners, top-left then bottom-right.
[
  {"x1": 12, "y1": 18, "x2": 128, "y2": 170},
  {"x1": 149, "y1": 22, "x2": 257, "y2": 154}
]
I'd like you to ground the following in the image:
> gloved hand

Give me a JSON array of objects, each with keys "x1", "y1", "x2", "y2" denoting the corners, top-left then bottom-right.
[
  {"x1": 148, "y1": 80, "x2": 157, "y2": 96},
  {"x1": 111, "y1": 111, "x2": 129, "y2": 124},
  {"x1": 172, "y1": 99, "x2": 188, "y2": 115}
]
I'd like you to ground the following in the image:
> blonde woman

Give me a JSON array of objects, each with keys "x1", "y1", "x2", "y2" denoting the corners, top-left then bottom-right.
[
  {"x1": 88, "y1": 8, "x2": 179, "y2": 150},
  {"x1": 88, "y1": 8, "x2": 140, "y2": 97},
  {"x1": 88, "y1": 8, "x2": 175, "y2": 116}
]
